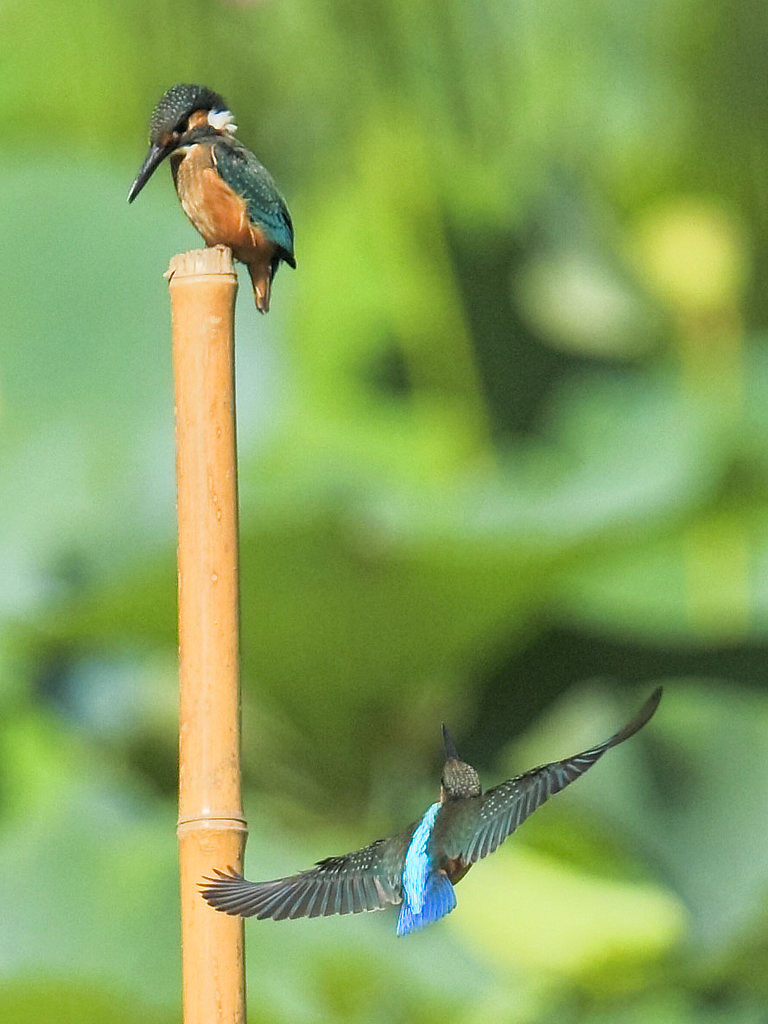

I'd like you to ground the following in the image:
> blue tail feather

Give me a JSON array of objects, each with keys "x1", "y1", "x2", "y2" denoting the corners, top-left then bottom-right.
[{"x1": 397, "y1": 872, "x2": 457, "y2": 936}]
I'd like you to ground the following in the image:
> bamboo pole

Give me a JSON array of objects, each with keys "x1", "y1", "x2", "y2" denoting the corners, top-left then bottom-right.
[{"x1": 167, "y1": 246, "x2": 246, "y2": 1024}]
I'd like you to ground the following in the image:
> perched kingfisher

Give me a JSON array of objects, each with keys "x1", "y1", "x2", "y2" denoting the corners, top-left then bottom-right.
[
  {"x1": 128, "y1": 84, "x2": 295, "y2": 312},
  {"x1": 200, "y1": 687, "x2": 661, "y2": 936}
]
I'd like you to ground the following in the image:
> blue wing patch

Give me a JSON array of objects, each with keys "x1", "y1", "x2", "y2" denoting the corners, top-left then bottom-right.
[
  {"x1": 397, "y1": 801, "x2": 457, "y2": 935},
  {"x1": 397, "y1": 872, "x2": 456, "y2": 935},
  {"x1": 401, "y1": 801, "x2": 440, "y2": 913}
]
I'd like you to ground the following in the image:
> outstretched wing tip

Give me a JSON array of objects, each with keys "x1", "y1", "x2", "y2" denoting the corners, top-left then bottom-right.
[
  {"x1": 645, "y1": 684, "x2": 664, "y2": 721},
  {"x1": 199, "y1": 866, "x2": 242, "y2": 883},
  {"x1": 605, "y1": 685, "x2": 663, "y2": 749},
  {"x1": 196, "y1": 835, "x2": 408, "y2": 922},
  {"x1": 457, "y1": 686, "x2": 663, "y2": 866}
]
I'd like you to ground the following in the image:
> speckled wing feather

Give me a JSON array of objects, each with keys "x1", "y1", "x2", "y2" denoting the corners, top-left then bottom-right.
[
  {"x1": 200, "y1": 828, "x2": 415, "y2": 920},
  {"x1": 212, "y1": 138, "x2": 295, "y2": 265},
  {"x1": 439, "y1": 687, "x2": 662, "y2": 866}
]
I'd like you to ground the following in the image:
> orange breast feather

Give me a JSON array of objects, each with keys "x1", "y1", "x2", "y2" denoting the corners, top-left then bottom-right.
[{"x1": 175, "y1": 145, "x2": 267, "y2": 257}]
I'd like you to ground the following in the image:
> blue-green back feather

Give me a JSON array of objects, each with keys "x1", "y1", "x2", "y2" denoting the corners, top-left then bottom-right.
[{"x1": 212, "y1": 138, "x2": 295, "y2": 265}]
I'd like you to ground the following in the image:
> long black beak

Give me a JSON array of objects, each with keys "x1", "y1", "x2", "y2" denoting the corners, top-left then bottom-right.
[
  {"x1": 127, "y1": 141, "x2": 172, "y2": 203},
  {"x1": 442, "y1": 723, "x2": 460, "y2": 760}
]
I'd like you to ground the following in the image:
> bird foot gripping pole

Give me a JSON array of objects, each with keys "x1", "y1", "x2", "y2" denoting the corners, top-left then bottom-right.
[{"x1": 168, "y1": 247, "x2": 247, "y2": 1024}]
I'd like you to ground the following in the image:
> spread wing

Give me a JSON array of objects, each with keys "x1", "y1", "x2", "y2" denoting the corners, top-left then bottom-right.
[
  {"x1": 212, "y1": 139, "x2": 295, "y2": 265},
  {"x1": 200, "y1": 829, "x2": 414, "y2": 921},
  {"x1": 439, "y1": 687, "x2": 662, "y2": 866}
]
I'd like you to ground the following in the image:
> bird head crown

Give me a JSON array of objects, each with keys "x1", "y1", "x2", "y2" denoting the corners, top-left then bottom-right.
[
  {"x1": 148, "y1": 84, "x2": 230, "y2": 143},
  {"x1": 128, "y1": 84, "x2": 236, "y2": 204},
  {"x1": 440, "y1": 725, "x2": 481, "y2": 800}
]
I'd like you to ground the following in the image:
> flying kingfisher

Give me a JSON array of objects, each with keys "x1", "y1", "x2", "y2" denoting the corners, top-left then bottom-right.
[
  {"x1": 128, "y1": 84, "x2": 295, "y2": 313},
  {"x1": 200, "y1": 687, "x2": 661, "y2": 935}
]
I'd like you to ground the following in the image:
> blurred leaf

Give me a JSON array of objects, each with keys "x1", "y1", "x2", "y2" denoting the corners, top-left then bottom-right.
[
  {"x1": 453, "y1": 846, "x2": 684, "y2": 987},
  {"x1": 0, "y1": 980, "x2": 173, "y2": 1024}
]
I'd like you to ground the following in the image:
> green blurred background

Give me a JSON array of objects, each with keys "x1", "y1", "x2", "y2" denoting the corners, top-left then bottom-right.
[{"x1": 2, "y1": 1, "x2": 768, "y2": 1021}]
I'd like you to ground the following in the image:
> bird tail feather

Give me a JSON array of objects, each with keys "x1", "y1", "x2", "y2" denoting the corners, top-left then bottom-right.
[
  {"x1": 247, "y1": 262, "x2": 273, "y2": 314},
  {"x1": 397, "y1": 872, "x2": 456, "y2": 936}
]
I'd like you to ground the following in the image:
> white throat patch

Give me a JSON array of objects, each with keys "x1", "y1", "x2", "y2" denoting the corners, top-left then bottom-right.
[{"x1": 208, "y1": 109, "x2": 238, "y2": 134}]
